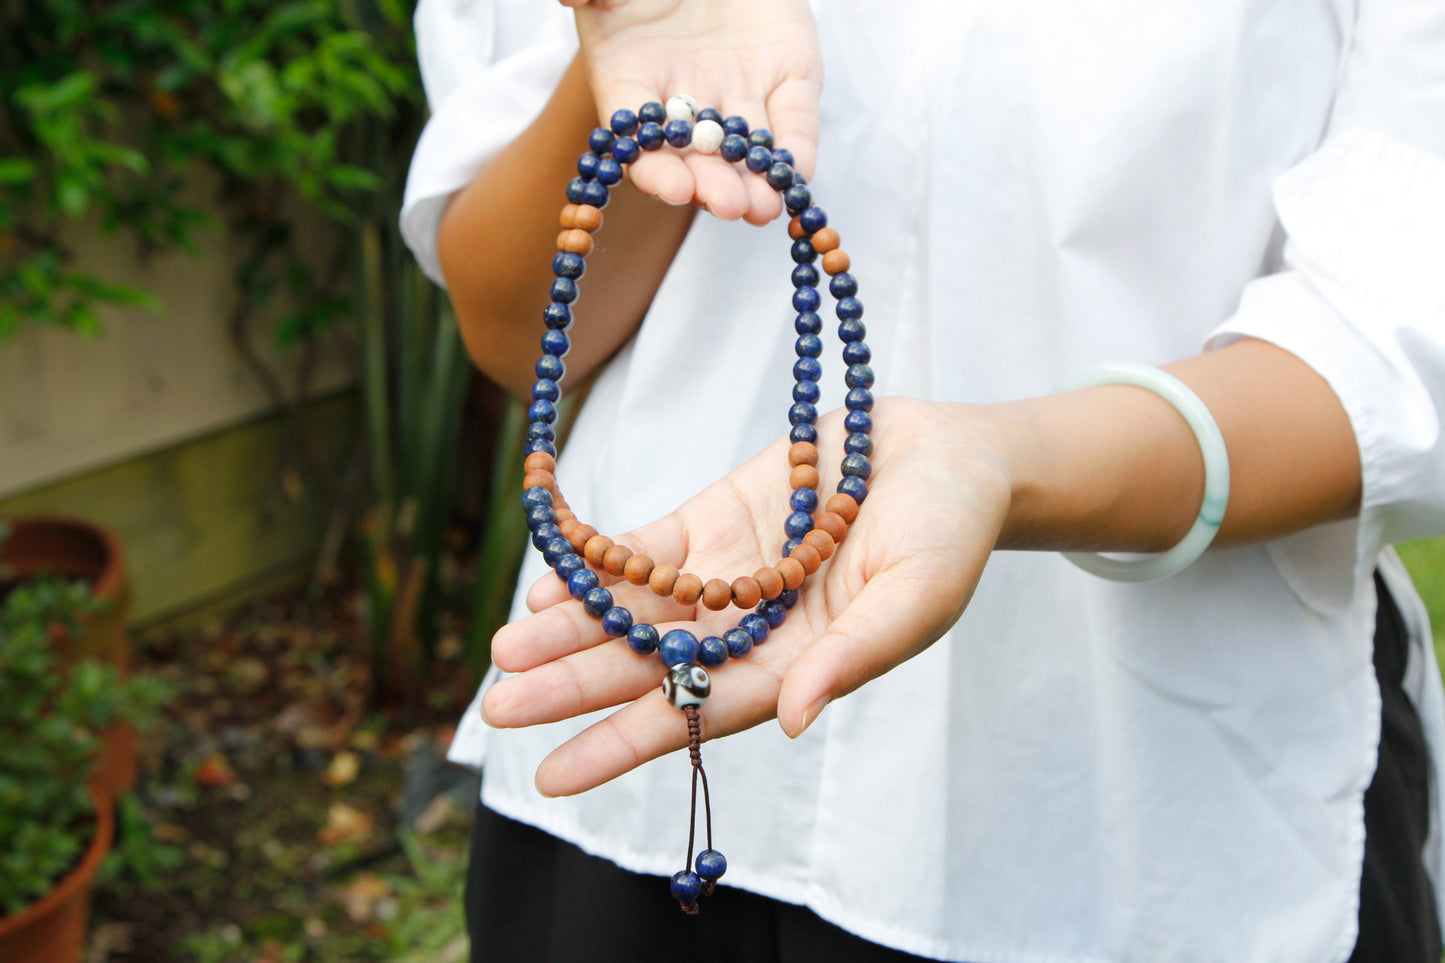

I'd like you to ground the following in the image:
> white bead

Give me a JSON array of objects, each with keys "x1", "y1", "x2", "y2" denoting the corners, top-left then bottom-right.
[
  {"x1": 663, "y1": 663, "x2": 711, "y2": 709},
  {"x1": 691, "y1": 120, "x2": 725, "y2": 154},
  {"x1": 665, "y1": 94, "x2": 699, "y2": 124}
]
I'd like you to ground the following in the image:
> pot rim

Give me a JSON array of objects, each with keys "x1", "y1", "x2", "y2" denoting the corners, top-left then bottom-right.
[{"x1": 0, "y1": 789, "x2": 114, "y2": 936}]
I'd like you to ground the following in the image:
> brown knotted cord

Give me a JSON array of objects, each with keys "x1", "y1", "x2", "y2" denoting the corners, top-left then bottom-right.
[{"x1": 680, "y1": 705, "x2": 715, "y2": 914}]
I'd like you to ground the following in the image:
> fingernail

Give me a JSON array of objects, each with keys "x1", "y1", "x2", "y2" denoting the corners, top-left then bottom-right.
[{"x1": 792, "y1": 695, "x2": 831, "y2": 739}]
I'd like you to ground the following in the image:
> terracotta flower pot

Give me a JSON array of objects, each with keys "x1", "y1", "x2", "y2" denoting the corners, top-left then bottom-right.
[
  {"x1": 0, "y1": 516, "x2": 136, "y2": 796},
  {"x1": 0, "y1": 790, "x2": 115, "y2": 963}
]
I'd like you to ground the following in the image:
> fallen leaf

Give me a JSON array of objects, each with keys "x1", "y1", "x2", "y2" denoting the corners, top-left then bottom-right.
[
  {"x1": 322, "y1": 750, "x2": 360, "y2": 788},
  {"x1": 334, "y1": 871, "x2": 392, "y2": 922},
  {"x1": 194, "y1": 753, "x2": 237, "y2": 788},
  {"x1": 318, "y1": 802, "x2": 373, "y2": 846}
]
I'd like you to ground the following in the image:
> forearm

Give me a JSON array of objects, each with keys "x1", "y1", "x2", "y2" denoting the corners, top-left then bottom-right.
[
  {"x1": 436, "y1": 55, "x2": 694, "y2": 397},
  {"x1": 985, "y1": 337, "x2": 1361, "y2": 553}
]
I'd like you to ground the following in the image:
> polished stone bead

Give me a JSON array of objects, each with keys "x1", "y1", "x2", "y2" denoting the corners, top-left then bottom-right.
[
  {"x1": 719, "y1": 133, "x2": 749, "y2": 162},
  {"x1": 842, "y1": 341, "x2": 872, "y2": 365},
  {"x1": 791, "y1": 263, "x2": 819, "y2": 288},
  {"x1": 671, "y1": 870, "x2": 704, "y2": 902},
  {"x1": 540, "y1": 329, "x2": 569, "y2": 357},
  {"x1": 556, "y1": 553, "x2": 585, "y2": 581},
  {"x1": 695, "y1": 849, "x2": 727, "y2": 881},
  {"x1": 846, "y1": 387, "x2": 874, "y2": 411},
  {"x1": 782, "y1": 536, "x2": 802, "y2": 555},
  {"x1": 549, "y1": 278, "x2": 578, "y2": 306},
  {"x1": 526, "y1": 422, "x2": 555, "y2": 443},
  {"x1": 601, "y1": 606, "x2": 633, "y2": 637},
  {"x1": 799, "y1": 206, "x2": 828, "y2": 233},
  {"x1": 552, "y1": 252, "x2": 586, "y2": 280},
  {"x1": 691, "y1": 119, "x2": 725, "y2": 154},
  {"x1": 627, "y1": 622, "x2": 660, "y2": 655},
  {"x1": 609, "y1": 108, "x2": 639, "y2": 136},
  {"x1": 841, "y1": 452, "x2": 872, "y2": 479},
  {"x1": 789, "y1": 423, "x2": 818, "y2": 444},
  {"x1": 835, "y1": 296, "x2": 864, "y2": 320},
  {"x1": 659, "y1": 628, "x2": 701, "y2": 667},
  {"x1": 795, "y1": 311, "x2": 822, "y2": 335},
  {"x1": 829, "y1": 272, "x2": 858, "y2": 298},
  {"x1": 522, "y1": 485, "x2": 553, "y2": 511},
  {"x1": 535, "y1": 355, "x2": 565, "y2": 381},
  {"x1": 580, "y1": 179, "x2": 610, "y2": 208},
  {"x1": 779, "y1": 588, "x2": 800, "y2": 609},
  {"x1": 795, "y1": 334, "x2": 823, "y2": 358},
  {"x1": 697, "y1": 107, "x2": 724, "y2": 126},
  {"x1": 639, "y1": 101, "x2": 666, "y2": 124},
  {"x1": 785, "y1": 511, "x2": 814, "y2": 539},
  {"x1": 759, "y1": 598, "x2": 787, "y2": 627},
  {"x1": 793, "y1": 357, "x2": 822, "y2": 382},
  {"x1": 744, "y1": 145, "x2": 773, "y2": 174},
  {"x1": 741, "y1": 612, "x2": 770, "y2": 643},
  {"x1": 790, "y1": 238, "x2": 818, "y2": 263},
  {"x1": 567, "y1": 568, "x2": 600, "y2": 600},
  {"x1": 844, "y1": 409, "x2": 873, "y2": 433},
  {"x1": 788, "y1": 402, "x2": 817, "y2": 426},
  {"x1": 748, "y1": 128, "x2": 775, "y2": 149},
  {"x1": 838, "y1": 475, "x2": 869, "y2": 503},
  {"x1": 544, "y1": 536, "x2": 575, "y2": 568},
  {"x1": 531, "y1": 523, "x2": 562, "y2": 551},
  {"x1": 582, "y1": 586, "x2": 614, "y2": 617},
  {"x1": 783, "y1": 184, "x2": 812, "y2": 215},
  {"x1": 637, "y1": 121, "x2": 665, "y2": 150},
  {"x1": 664, "y1": 119, "x2": 693, "y2": 148},
  {"x1": 577, "y1": 151, "x2": 600, "y2": 179},
  {"x1": 524, "y1": 439, "x2": 556, "y2": 456},
  {"x1": 722, "y1": 115, "x2": 750, "y2": 137},
  {"x1": 790, "y1": 486, "x2": 819, "y2": 513},
  {"x1": 724, "y1": 627, "x2": 753, "y2": 659},
  {"x1": 792, "y1": 286, "x2": 821, "y2": 313},
  {"x1": 565, "y1": 177, "x2": 589, "y2": 204},
  {"x1": 528, "y1": 399, "x2": 558, "y2": 424},
  {"x1": 542, "y1": 302, "x2": 571, "y2": 330},
  {"x1": 838, "y1": 318, "x2": 867, "y2": 342},
  {"x1": 665, "y1": 94, "x2": 699, "y2": 123},
  {"x1": 611, "y1": 136, "x2": 640, "y2": 165},
  {"x1": 771, "y1": 147, "x2": 795, "y2": 167},
  {"x1": 589, "y1": 127, "x2": 615, "y2": 155},
  {"x1": 698, "y1": 635, "x2": 728, "y2": 667},
  {"x1": 793, "y1": 379, "x2": 821, "y2": 404},
  {"x1": 845, "y1": 363, "x2": 875, "y2": 389},
  {"x1": 525, "y1": 505, "x2": 555, "y2": 531},
  {"x1": 844, "y1": 432, "x2": 874, "y2": 456},
  {"x1": 765, "y1": 161, "x2": 795, "y2": 190},
  {"x1": 595, "y1": 157, "x2": 624, "y2": 186}
]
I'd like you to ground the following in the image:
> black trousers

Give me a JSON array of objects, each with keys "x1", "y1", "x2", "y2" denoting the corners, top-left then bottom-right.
[{"x1": 466, "y1": 575, "x2": 1439, "y2": 962}]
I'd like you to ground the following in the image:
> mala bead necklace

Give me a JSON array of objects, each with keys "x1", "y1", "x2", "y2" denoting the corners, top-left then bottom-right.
[{"x1": 519, "y1": 94, "x2": 876, "y2": 914}]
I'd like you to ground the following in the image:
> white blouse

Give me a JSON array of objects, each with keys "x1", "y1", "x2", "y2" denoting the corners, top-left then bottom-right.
[{"x1": 402, "y1": 1, "x2": 1445, "y2": 960}]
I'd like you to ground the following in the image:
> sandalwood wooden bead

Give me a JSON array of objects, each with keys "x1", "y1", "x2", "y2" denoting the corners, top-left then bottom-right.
[
  {"x1": 584, "y1": 534, "x2": 615, "y2": 567},
  {"x1": 524, "y1": 451, "x2": 556, "y2": 474},
  {"x1": 789, "y1": 464, "x2": 820, "y2": 491},
  {"x1": 810, "y1": 227, "x2": 840, "y2": 253},
  {"x1": 554, "y1": 507, "x2": 576, "y2": 527},
  {"x1": 790, "y1": 542, "x2": 823, "y2": 575},
  {"x1": 559, "y1": 204, "x2": 579, "y2": 228},
  {"x1": 815, "y1": 511, "x2": 848, "y2": 544},
  {"x1": 754, "y1": 566, "x2": 785, "y2": 600},
  {"x1": 523, "y1": 469, "x2": 555, "y2": 491},
  {"x1": 568, "y1": 523, "x2": 599, "y2": 552},
  {"x1": 559, "y1": 517, "x2": 579, "y2": 539},
  {"x1": 802, "y1": 528, "x2": 836, "y2": 560},
  {"x1": 730, "y1": 576, "x2": 762, "y2": 609},
  {"x1": 624, "y1": 553, "x2": 655, "y2": 585},
  {"x1": 777, "y1": 557, "x2": 806, "y2": 590},
  {"x1": 570, "y1": 204, "x2": 603, "y2": 232},
  {"x1": 701, "y1": 579, "x2": 733, "y2": 611},
  {"x1": 602, "y1": 543, "x2": 633, "y2": 576},
  {"x1": 788, "y1": 215, "x2": 809, "y2": 240},
  {"x1": 649, "y1": 563, "x2": 680, "y2": 597},
  {"x1": 825, "y1": 492, "x2": 861, "y2": 525},
  {"x1": 673, "y1": 573, "x2": 704, "y2": 606},
  {"x1": 822, "y1": 249, "x2": 851, "y2": 275},
  {"x1": 557, "y1": 229, "x2": 594, "y2": 256},
  {"x1": 788, "y1": 441, "x2": 819, "y2": 467}
]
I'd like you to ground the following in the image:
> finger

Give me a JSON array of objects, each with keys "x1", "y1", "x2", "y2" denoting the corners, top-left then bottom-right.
[
  {"x1": 503, "y1": 579, "x2": 695, "y2": 673},
  {"x1": 482, "y1": 633, "x2": 665, "y2": 729},
  {"x1": 764, "y1": 80, "x2": 821, "y2": 181},
  {"x1": 524, "y1": 515, "x2": 691, "y2": 612}
]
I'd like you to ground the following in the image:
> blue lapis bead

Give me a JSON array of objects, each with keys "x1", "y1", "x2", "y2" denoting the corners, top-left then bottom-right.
[
  {"x1": 765, "y1": 162, "x2": 795, "y2": 191},
  {"x1": 741, "y1": 613, "x2": 770, "y2": 643},
  {"x1": 785, "y1": 511, "x2": 814, "y2": 538},
  {"x1": 783, "y1": 536, "x2": 803, "y2": 556},
  {"x1": 793, "y1": 357, "x2": 823, "y2": 382},
  {"x1": 659, "y1": 628, "x2": 701, "y2": 667},
  {"x1": 524, "y1": 439, "x2": 556, "y2": 456},
  {"x1": 759, "y1": 598, "x2": 787, "y2": 628},
  {"x1": 532, "y1": 523, "x2": 562, "y2": 551},
  {"x1": 637, "y1": 122, "x2": 665, "y2": 151},
  {"x1": 719, "y1": 133, "x2": 749, "y2": 162},
  {"x1": 793, "y1": 379, "x2": 820, "y2": 404},
  {"x1": 609, "y1": 108, "x2": 639, "y2": 136},
  {"x1": 795, "y1": 334, "x2": 823, "y2": 358},
  {"x1": 744, "y1": 146, "x2": 773, "y2": 174},
  {"x1": 792, "y1": 286, "x2": 821, "y2": 314},
  {"x1": 580, "y1": 179, "x2": 610, "y2": 208},
  {"x1": 697, "y1": 107, "x2": 724, "y2": 126},
  {"x1": 695, "y1": 849, "x2": 727, "y2": 881},
  {"x1": 844, "y1": 432, "x2": 873, "y2": 456},
  {"x1": 783, "y1": 185, "x2": 812, "y2": 215},
  {"x1": 525, "y1": 505, "x2": 556, "y2": 532},
  {"x1": 535, "y1": 355, "x2": 564, "y2": 381},
  {"x1": 722, "y1": 115, "x2": 750, "y2": 137},
  {"x1": 588, "y1": 127, "x2": 615, "y2": 155},
  {"x1": 567, "y1": 568, "x2": 600, "y2": 600},
  {"x1": 583, "y1": 586, "x2": 614, "y2": 618},
  {"x1": 841, "y1": 452, "x2": 872, "y2": 479},
  {"x1": 789, "y1": 424, "x2": 818, "y2": 444},
  {"x1": 846, "y1": 387, "x2": 874, "y2": 411},
  {"x1": 771, "y1": 147, "x2": 795, "y2": 167},
  {"x1": 627, "y1": 623, "x2": 660, "y2": 655},
  {"x1": 577, "y1": 151, "x2": 601, "y2": 179},
  {"x1": 792, "y1": 171, "x2": 809, "y2": 187},
  {"x1": 549, "y1": 278, "x2": 578, "y2": 305},
  {"x1": 791, "y1": 263, "x2": 819, "y2": 288},
  {"x1": 795, "y1": 311, "x2": 822, "y2": 335},
  {"x1": 748, "y1": 128, "x2": 775, "y2": 149},
  {"x1": 601, "y1": 606, "x2": 633, "y2": 637},
  {"x1": 542, "y1": 303, "x2": 571, "y2": 329},
  {"x1": 565, "y1": 177, "x2": 589, "y2": 204},
  {"x1": 838, "y1": 475, "x2": 869, "y2": 503},
  {"x1": 596, "y1": 157, "x2": 624, "y2": 186},
  {"x1": 553, "y1": 252, "x2": 586, "y2": 280},
  {"x1": 779, "y1": 588, "x2": 800, "y2": 609},
  {"x1": 611, "y1": 137, "x2": 640, "y2": 165},
  {"x1": 790, "y1": 238, "x2": 818, "y2": 264},
  {"x1": 664, "y1": 119, "x2": 693, "y2": 148},
  {"x1": 522, "y1": 485, "x2": 553, "y2": 510},
  {"x1": 790, "y1": 487, "x2": 819, "y2": 513},
  {"x1": 844, "y1": 409, "x2": 873, "y2": 433},
  {"x1": 836, "y1": 296, "x2": 864, "y2": 320},
  {"x1": 540, "y1": 329, "x2": 569, "y2": 357},
  {"x1": 842, "y1": 341, "x2": 872, "y2": 365},
  {"x1": 639, "y1": 101, "x2": 666, "y2": 124},
  {"x1": 724, "y1": 627, "x2": 753, "y2": 659},
  {"x1": 671, "y1": 871, "x2": 703, "y2": 902},
  {"x1": 829, "y1": 272, "x2": 858, "y2": 298},
  {"x1": 526, "y1": 422, "x2": 555, "y2": 443},
  {"x1": 699, "y1": 635, "x2": 728, "y2": 667},
  {"x1": 845, "y1": 363, "x2": 875, "y2": 389},
  {"x1": 788, "y1": 402, "x2": 817, "y2": 426},
  {"x1": 838, "y1": 318, "x2": 867, "y2": 342},
  {"x1": 799, "y1": 206, "x2": 828, "y2": 233},
  {"x1": 543, "y1": 536, "x2": 574, "y2": 568},
  {"x1": 556, "y1": 553, "x2": 585, "y2": 581},
  {"x1": 528, "y1": 399, "x2": 558, "y2": 423}
]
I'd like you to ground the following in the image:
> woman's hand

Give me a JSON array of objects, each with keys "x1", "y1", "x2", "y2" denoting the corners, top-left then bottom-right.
[
  {"x1": 482, "y1": 398, "x2": 1013, "y2": 797},
  {"x1": 560, "y1": 0, "x2": 823, "y2": 224}
]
